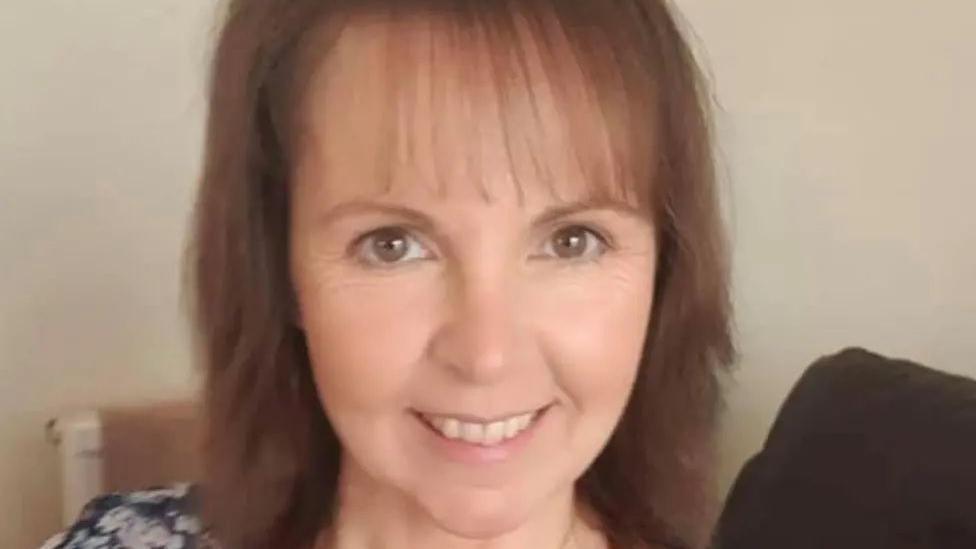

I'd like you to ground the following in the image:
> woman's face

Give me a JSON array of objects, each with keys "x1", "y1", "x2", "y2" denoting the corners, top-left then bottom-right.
[{"x1": 289, "y1": 19, "x2": 657, "y2": 539}]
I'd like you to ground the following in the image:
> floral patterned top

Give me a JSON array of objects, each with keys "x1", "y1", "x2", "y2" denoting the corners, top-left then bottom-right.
[
  {"x1": 41, "y1": 485, "x2": 690, "y2": 549},
  {"x1": 40, "y1": 484, "x2": 218, "y2": 549}
]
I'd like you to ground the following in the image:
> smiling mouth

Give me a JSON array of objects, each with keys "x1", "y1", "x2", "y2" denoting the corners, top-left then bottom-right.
[{"x1": 415, "y1": 407, "x2": 548, "y2": 447}]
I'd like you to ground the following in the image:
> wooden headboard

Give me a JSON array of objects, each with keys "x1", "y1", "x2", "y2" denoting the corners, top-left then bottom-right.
[{"x1": 98, "y1": 401, "x2": 202, "y2": 492}]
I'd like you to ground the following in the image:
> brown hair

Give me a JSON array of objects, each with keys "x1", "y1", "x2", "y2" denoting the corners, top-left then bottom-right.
[{"x1": 190, "y1": 1, "x2": 734, "y2": 548}]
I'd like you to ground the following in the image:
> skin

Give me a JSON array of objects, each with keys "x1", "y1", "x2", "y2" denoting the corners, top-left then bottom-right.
[{"x1": 288, "y1": 16, "x2": 658, "y2": 549}]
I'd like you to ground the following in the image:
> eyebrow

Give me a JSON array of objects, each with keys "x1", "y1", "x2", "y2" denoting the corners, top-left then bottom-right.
[
  {"x1": 532, "y1": 198, "x2": 648, "y2": 227},
  {"x1": 318, "y1": 201, "x2": 437, "y2": 230},
  {"x1": 318, "y1": 197, "x2": 649, "y2": 229}
]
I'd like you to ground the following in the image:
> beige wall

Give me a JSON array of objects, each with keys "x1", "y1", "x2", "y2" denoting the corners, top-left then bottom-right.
[
  {"x1": 0, "y1": 1, "x2": 216, "y2": 546},
  {"x1": 1, "y1": 0, "x2": 974, "y2": 547},
  {"x1": 674, "y1": 0, "x2": 976, "y2": 489}
]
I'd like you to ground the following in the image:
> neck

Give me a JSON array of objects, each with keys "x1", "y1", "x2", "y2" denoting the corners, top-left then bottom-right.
[{"x1": 318, "y1": 458, "x2": 604, "y2": 549}]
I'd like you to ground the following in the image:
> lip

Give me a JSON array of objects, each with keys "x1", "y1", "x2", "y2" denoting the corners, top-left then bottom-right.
[{"x1": 412, "y1": 404, "x2": 552, "y2": 466}]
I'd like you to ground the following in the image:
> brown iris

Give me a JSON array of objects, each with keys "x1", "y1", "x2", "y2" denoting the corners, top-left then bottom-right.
[
  {"x1": 551, "y1": 226, "x2": 594, "y2": 259},
  {"x1": 369, "y1": 228, "x2": 410, "y2": 263}
]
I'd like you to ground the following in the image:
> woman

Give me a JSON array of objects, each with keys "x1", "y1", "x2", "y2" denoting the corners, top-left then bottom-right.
[{"x1": 46, "y1": 0, "x2": 733, "y2": 547}]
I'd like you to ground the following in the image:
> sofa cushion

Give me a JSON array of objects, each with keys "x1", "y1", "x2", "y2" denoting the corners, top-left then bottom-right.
[{"x1": 714, "y1": 348, "x2": 976, "y2": 549}]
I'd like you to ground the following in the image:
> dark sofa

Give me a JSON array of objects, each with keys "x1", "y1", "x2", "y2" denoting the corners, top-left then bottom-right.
[{"x1": 713, "y1": 348, "x2": 976, "y2": 549}]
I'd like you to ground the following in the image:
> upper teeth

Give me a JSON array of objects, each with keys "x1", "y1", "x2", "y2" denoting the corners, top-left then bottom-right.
[{"x1": 423, "y1": 412, "x2": 535, "y2": 446}]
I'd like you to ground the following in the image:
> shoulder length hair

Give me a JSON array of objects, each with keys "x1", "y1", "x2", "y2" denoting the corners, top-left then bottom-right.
[{"x1": 190, "y1": 1, "x2": 734, "y2": 548}]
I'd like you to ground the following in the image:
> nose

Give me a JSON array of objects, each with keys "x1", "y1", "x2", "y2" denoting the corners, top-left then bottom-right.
[{"x1": 426, "y1": 271, "x2": 521, "y2": 385}]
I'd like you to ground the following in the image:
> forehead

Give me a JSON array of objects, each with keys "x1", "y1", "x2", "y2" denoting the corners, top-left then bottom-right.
[{"x1": 293, "y1": 10, "x2": 654, "y2": 210}]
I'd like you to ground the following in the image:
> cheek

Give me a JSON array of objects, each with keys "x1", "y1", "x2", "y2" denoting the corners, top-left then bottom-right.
[
  {"x1": 295, "y1": 268, "x2": 440, "y2": 418},
  {"x1": 532, "y1": 261, "x2": 655, "y2": 414}
]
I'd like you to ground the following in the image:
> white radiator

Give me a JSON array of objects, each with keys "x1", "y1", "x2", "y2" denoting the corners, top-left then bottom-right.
[{"x1": 46, "y1": 411, "x2": 105, "y2": 526}]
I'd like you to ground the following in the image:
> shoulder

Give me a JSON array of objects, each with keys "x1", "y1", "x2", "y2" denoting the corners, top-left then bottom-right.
[{"x1": 40, "y1": 484, "x2": 219, "y2": 549}]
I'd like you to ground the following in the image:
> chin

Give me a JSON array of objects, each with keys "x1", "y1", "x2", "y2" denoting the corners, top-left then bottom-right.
[{"x1": 419, "y1": 486, "x2": 535, "y2": 540}]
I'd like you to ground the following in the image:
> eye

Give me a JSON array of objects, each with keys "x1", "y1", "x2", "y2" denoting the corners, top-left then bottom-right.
[
  {"x1": 354, "y1": 227, "x2": 433, "y2": 266},
  {"x1": 540, "y1": 225, "x2": 609, "y2": 261}
]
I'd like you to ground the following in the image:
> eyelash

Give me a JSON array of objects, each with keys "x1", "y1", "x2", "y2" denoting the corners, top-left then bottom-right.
[
  {"x1": 536, "y1": 224, "x2": 612, "y2": 263},
  {"x1": 350, "y1": 224, "x2": 613, "y2": 267},
  {"x1": 351, "y1": 226, "x2": 434, "y2": 268}
]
